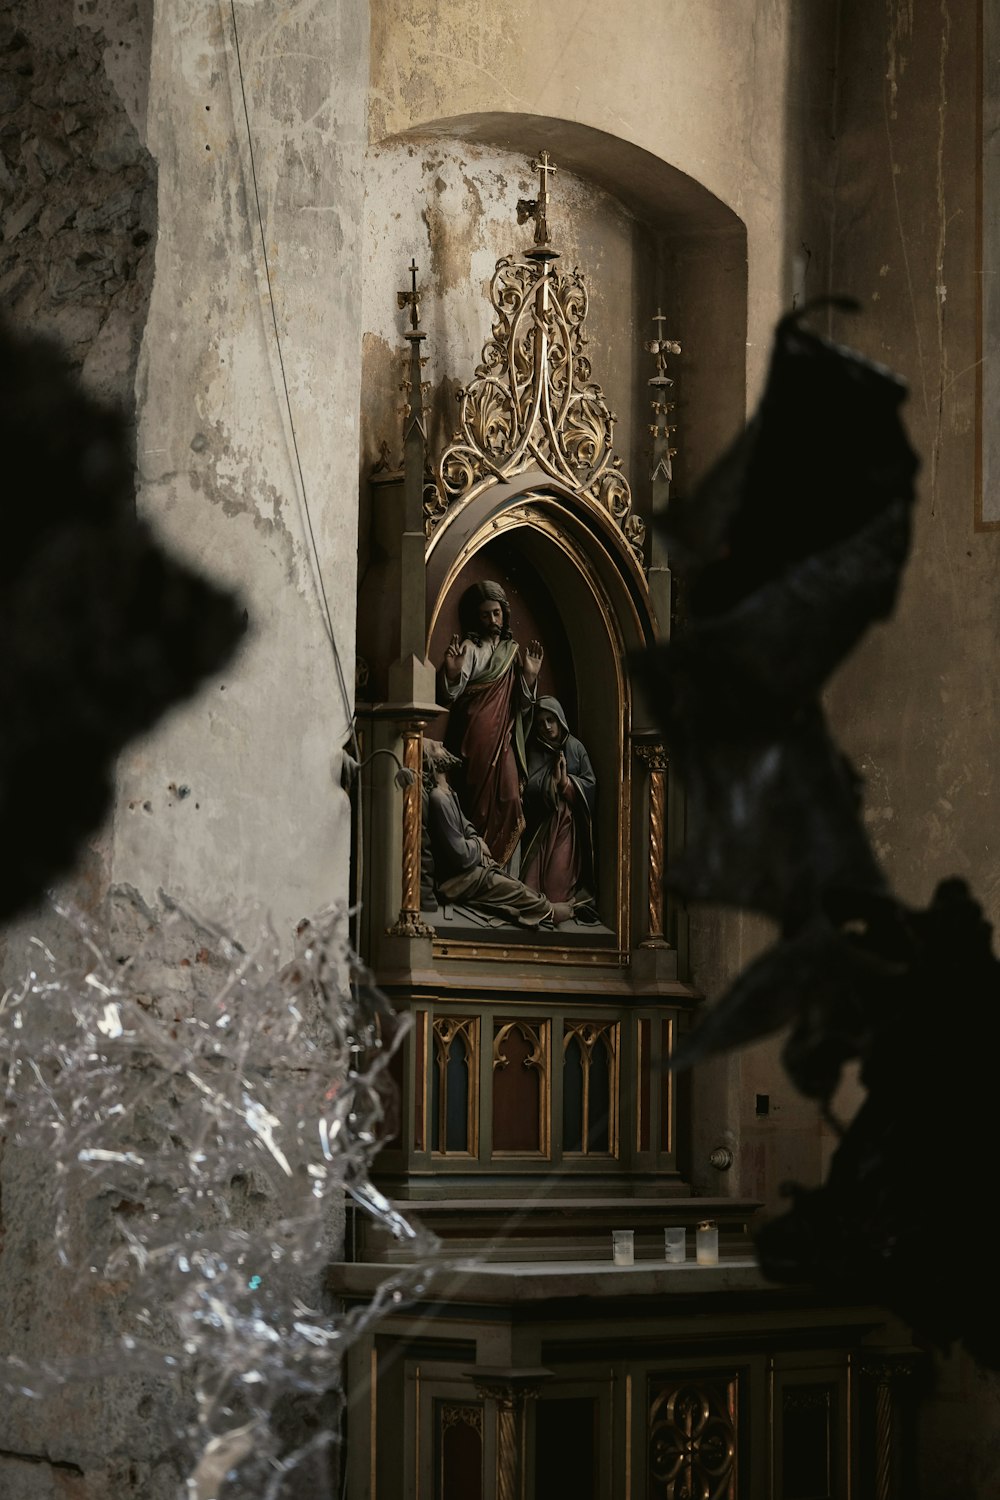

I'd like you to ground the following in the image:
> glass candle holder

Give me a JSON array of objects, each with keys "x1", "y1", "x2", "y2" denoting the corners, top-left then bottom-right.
[
  {"x1": 696, "y1": 1220, "x2": 718, "y2": 1265},
  {"x1": 612, "y1": 1230, "x2": 635, "y2": 1266},
  {"x1": 664, "y1": 1227, "x2": 686, "y2": 1263}
]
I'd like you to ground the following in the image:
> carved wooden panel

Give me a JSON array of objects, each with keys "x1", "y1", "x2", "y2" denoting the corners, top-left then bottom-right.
[
  {"x1": 562, "y1": 1020, "x2": 618, "y2": 1156},
  {"x1": 492, "y1": 1019, "x2": 549, "y2": 1155},
  {"x1": 414, "y1": 1010, "x2": 427, "y2": 1152},
  {"x1": 781, "y1": 1383, "x2": 835, "y2": 1500},
  {"x1": 535, "y1": 1397, "x2": 597, "y2": 1499},
  {"x1": 638, "y1": 1016, "x2": 652, "y2": 1152},
  {"x1": 431, "y1": 1017, "x2": 479, "y2": 1155},
  {"x1": 436, "y1": 1401, "x2": 484, "y2": 1500},
  {"x1": 660, "y1": 1018, "x2": 674, "y2": 1154}
]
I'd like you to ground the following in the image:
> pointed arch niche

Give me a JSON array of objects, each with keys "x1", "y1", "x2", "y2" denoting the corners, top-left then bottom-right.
[{"x1": 425, "y1": 481, "x2": 645, "y2": 951}]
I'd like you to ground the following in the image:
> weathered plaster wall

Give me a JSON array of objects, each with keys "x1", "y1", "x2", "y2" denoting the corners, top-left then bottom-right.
[
  {"x1": 113, "y1": 0, "x2": 367, "y2": 939},
  {"x1": 369, "y1": 0, "x2": 834, "y2": 409},
  {"x1": 826, "y1": 1, "x2": 1000, "y2": 1492}
]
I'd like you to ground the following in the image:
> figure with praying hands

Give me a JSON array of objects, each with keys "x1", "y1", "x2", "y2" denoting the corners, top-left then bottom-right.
[
  {"x1": 521, "y1": 696, "x2": 597, "y2": 914},
  {"x1": 438, "y1": 580, "x2": 542, "y2": 866}
]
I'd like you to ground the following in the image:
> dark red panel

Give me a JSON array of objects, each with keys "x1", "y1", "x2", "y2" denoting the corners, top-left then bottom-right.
[{"x1": 493, "y1": 1023, "x2": 542, "y2": 1153}]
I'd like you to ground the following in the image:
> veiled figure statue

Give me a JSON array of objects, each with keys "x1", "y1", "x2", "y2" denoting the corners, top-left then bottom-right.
[
  {"x1": 438, "y1": 580, "x2": 542, "y2": 865},
  {"x1": 521, "y1": 696, "x2": 597, "y2": 910}
]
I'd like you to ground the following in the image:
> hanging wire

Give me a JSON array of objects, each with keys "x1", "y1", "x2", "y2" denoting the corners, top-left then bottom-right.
[{"x1": 227, "y1": 0, "x2": 359, "y2": 761}]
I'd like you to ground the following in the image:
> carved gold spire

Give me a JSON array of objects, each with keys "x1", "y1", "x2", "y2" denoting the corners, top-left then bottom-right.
[
  {"x1": 397, "y1": 257, "x2": 428, "y2": 445},
  {"x1": 426, "y1": 152, "x2": 647, "y2": 568},
  {"x1": 646, "y1": 309, "x2": 681, "y2": 507},
  {"x1": 397, "y1": 256, "x2": 423, "y2": 335}
]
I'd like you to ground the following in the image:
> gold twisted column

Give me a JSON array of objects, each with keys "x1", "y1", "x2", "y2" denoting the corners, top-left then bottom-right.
[
  {"x1": 635, "y1": 741, "x2": 669, "y2": 949},
  {"x1": 467, "y1": 1367, "x2": 551, "y2": 1500},
  {"x1": 387, "y1": 725, "x2": 434, "y2": 938},
  {"x1": 860, "y1": 1355, "x2": 921, "y2": 1500}
]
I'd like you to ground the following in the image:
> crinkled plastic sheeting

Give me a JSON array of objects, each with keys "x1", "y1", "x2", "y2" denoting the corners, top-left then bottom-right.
[{"x1": 0, "y1": 900, "x2": 437, "y2": 1498}]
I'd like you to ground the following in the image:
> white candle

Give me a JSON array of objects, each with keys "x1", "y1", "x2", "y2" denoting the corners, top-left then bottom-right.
[
  {"x1": 696, "y1": 1220, "x2": 718, "y2": 1265},
  {"x1": 612, "y1": 1230, "x2": 634, "y2": 1266}
]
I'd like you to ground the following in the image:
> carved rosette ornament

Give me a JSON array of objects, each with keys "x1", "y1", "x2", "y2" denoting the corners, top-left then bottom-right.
[{"x1": 425, "y1": 154, "x2": 647, "y2": 568}]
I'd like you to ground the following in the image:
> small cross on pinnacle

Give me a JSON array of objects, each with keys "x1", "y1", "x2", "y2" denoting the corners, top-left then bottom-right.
[
  {"x1": 645, "y1": 307, "x2": 681, "y2": 379},
  {"x1": 516, "y1": 150, "x2": 558, "y2": 256},
  {"x1": 397, "y1": 258, "x2": 422, "y2": 334},
  {"x1": 533, "y1": 150, "x2": 556, "y2": 190}
]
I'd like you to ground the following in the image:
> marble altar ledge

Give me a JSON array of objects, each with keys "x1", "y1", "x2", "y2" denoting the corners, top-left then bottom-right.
[{"x1": 329, "y1": 1257, "x2": 768, "y2": 1303}]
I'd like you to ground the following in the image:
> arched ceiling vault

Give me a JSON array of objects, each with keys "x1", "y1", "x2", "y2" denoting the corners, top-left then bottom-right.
[{"x1": 376, "y1": 113, "x2": 745, "y2": 241}]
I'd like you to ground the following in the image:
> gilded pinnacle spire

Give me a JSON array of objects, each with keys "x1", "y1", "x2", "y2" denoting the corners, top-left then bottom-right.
[
  {"x1": 646, "y1": 309, "x2": 681, "y2": 385},
  {"x1": 397, "y1": 258, "x2": 429, "y2": 441},
  {"x1": 645, "y1": 308, "x2": 681, "y2": 498},
  {"x1": 397, "y1": 257, "x2": 424, "y2": 337},
  {"x1": 516, "y1": 150, "x2": 560, "y2": 262}
]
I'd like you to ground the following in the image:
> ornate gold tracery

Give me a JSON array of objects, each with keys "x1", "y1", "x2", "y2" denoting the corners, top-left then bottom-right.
[
  {"x1": 562, "y1": 1019, "x2": 620, "y2": 1157},
  {"x1": 425, "y1": 156, "x2": 646, "y2": 567},
  {"x1": 431, "y1": 1016, "x2": 479, "y2": 1156}
]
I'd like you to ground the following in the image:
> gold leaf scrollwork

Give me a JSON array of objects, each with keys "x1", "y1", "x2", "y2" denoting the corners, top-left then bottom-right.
[
  {"x1": 441, "y1": 1403, "x2": 484, "y2": 1435},
  {"x1": 424, "y1": 250, "x2": 649, "y2": 570}
]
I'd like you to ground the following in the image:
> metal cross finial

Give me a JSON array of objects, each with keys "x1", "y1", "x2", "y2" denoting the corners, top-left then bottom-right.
[
  {"x1": 532, "y1": 150, "x2": 557, "y2": 192},
  {"x1": 516, "y1": 150, "x2": 558, "y2": 252},
  {"x1": 645, "y1": 308, "x2": 681, "y2": 380},
  {"x1": 397, "y1": 258, "x2": 422, "y2": 333}
]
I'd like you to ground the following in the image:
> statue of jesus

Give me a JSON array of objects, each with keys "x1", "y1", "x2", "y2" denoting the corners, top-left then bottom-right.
[{"x1": 438, "y1": 580, "x2": 542, "y2": 866}]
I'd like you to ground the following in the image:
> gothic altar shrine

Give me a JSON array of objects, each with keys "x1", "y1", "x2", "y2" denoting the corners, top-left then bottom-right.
[{"x1": 340, "y1": 153, "x2": 919, "y2": 1500}]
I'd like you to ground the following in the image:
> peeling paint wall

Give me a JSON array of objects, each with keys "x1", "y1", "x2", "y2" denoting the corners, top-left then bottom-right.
[
  {"x1": 113, "y1": 0, "x2": 368, "y2": 939},
  {"x1": 361, "y1": 141, "x2": 646, "y2": 468},
  {"x1": 368, "y1": 0, "x2": 834, "y2": 408}
]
